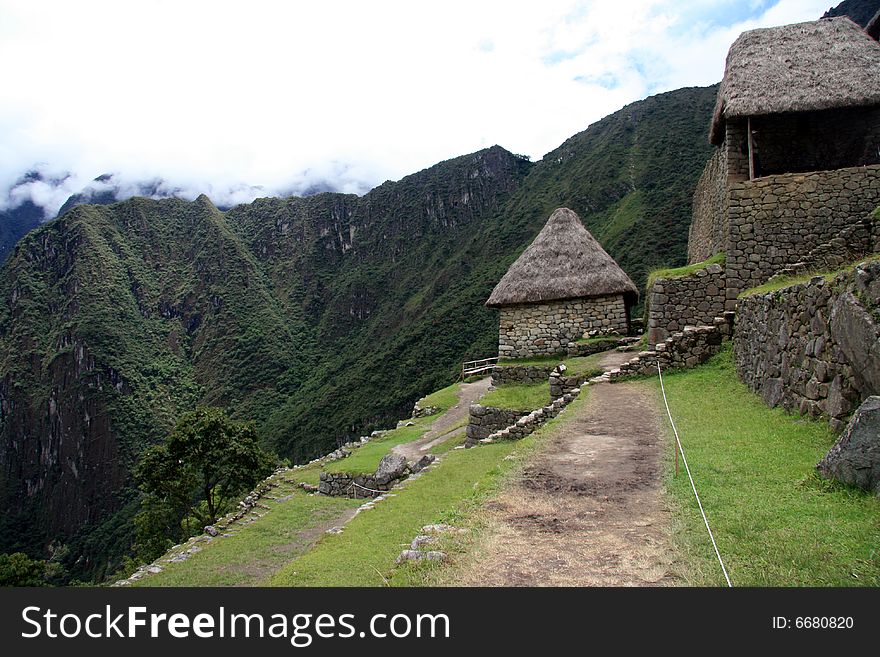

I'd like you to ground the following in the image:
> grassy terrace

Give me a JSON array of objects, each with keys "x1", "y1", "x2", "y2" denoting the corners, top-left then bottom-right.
[
  {"x1": 740, "y1": 253, "x2": 880, "y2": 297},
  {"x1": 647, "y1": 252, "x2": 725, "y2": 290},
  {"x1": 268, "y1": 399, "x2": 579, "y2": 587},
  {"x1": 479, "y1": 382, "x2": 548, "y2": 411},
  {"x1": 658, "y1": 345, "x2": 880, "y2": 586},
  {"x1": 134, "y1": 381, "x2": 470, "y2": 586}
]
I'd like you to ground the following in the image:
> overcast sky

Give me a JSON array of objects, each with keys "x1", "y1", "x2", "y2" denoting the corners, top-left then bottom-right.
[{"x1": 0, "y1": 0, "x2": 835, "y2": 214}]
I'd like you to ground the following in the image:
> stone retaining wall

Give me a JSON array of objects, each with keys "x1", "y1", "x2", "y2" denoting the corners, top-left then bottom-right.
[
  {"x1": 604, "y1": 315, "x2": 733, "y2": 381},
  {"x1": 470, "y1": 389, "x2": 582, "y2": 446},
  {"x1": 498, "y1": 295, "x2": 629, "y2": 359},
  {"x1": 491, "y1": 364, "x2": 556, "y2": 386},
  {"x1": 726, "y1": 165, "x2": 880, "y2": 298},
  {"x1": 733, "y1": 260, "x2": 880, "y2": 431},
  {"x1": 318, "y1": 472, "x2": 405, "y2": 499},
  {"x1": 465, "y1": 404, "x2": 531, "y2": 446},
  {"x1": 647, "y1": 263, "x2": 726, "y2": 345}
]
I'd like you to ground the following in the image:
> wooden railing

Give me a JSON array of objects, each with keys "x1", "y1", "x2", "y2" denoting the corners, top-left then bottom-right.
[{"x1": 461, "y1": 356, "x2": 498, "y2": 379}]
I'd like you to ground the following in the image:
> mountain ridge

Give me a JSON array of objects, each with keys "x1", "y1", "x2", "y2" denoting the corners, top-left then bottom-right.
[{"x1": 1, "y1": 85, "x2": 716, "y2": 581}]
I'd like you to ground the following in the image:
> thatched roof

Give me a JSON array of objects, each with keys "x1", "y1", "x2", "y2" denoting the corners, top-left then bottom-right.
[
  {"x1": 486, "y1": 207, "x2": 637, "y2": 307},
  {"x1": 710, "y1": 17, "x2": 880, "y2": 144}
]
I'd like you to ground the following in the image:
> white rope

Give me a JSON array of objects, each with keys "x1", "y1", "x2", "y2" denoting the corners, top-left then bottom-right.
[
  {"x1": 348, "y1": 481, "x2": 385, "y2": 496},
  {"x1": 657, "y1": 360, "x2": 733, "y2": 588}
]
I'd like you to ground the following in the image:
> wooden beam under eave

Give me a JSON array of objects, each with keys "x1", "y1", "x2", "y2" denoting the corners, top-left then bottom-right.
[{"x1": 747, "y1": 116, "x2": 755, "y2": 180}]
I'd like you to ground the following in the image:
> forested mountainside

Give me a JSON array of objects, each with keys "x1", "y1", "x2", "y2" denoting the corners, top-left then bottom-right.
[{"x1": 0, "y1": 84, "x2": 716, "y2": 581}]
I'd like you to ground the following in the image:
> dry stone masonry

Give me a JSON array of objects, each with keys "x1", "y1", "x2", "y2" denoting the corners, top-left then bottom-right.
[
  {"x1": 465, "y1": 404, "x2": 532, "y2": 447},
  {"x1": 498, "y1": 295, "x2": 629, "y2": 358},
  {"x1": 734, "y1": 260, "x2": 880, "y2": 431},
  {"x1": 491, "y1": 363, "x2": 556, "y2": 386},
  {"x1": 472, "y1": 388, "x2": 582, "y2": 446},
  {"x1": 647, "y1": 263, "x2": 727, "y2": 344},
  {"x1": 603, "y1": 315, "x2": 733, "y2": 382},
  {"x1": 726, "y1": 165, "x2": 880, "y2": 298}
]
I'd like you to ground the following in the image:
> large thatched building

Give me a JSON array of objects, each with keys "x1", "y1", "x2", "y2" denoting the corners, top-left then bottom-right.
[
  {"x1": 710, "y1": 17, "x2": 880, "y2": 179},
  {"x1": 486, "y1": 207, "x2": 637, "y2": 359},
  {"x1": 683, "y1": 16, "x2": 880, "y2": 310}
]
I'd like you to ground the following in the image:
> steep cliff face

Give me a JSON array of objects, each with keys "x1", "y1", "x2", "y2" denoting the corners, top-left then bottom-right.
[{"x1": 0, "y1": 88, "x2": 717, "y2": 580}]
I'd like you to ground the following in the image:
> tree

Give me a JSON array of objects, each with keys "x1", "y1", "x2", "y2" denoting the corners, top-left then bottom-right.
[
  {"x1": 134, "y1": 407, "x2": 276, "y2": 558},
  {"x1": 0, "y1": 552, "x2": 62, "y2": 587}
]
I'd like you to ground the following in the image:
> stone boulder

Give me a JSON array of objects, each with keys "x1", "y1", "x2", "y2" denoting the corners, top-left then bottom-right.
[
  {"x1": 817, "y1": 396, "x2": 880, "y2": 493},
  {"x1": 374, "y1": 453, "x2": 409, "y2": 485}
]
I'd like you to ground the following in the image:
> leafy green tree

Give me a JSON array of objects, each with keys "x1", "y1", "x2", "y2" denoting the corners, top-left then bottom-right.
[
  {"x1": 134, "y1": 407, "x2": 276, "y2": 560},
  {"x1": 0, "y1": 552, "x2": 59, "y2": 587}
]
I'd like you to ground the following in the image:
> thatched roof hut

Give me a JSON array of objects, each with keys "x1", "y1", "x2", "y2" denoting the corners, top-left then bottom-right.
[
  {"x1": 486, "y1": 207, "x2": 637, "y2": 307},
  {"x1": 710, "y1": 17, "x2": 880, "y2": 145}
]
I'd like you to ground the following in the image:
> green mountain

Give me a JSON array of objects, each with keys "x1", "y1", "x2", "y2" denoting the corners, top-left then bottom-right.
[{"x1": 0, "y1": 85, "x2": 716, "y2": 581}]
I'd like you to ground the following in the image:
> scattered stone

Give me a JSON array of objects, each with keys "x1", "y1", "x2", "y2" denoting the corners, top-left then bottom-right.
[
  {"x1": 147, "y1": 566, "x2": 162, "y2": 574},
  {"x1": 396, "y1": 550, "x2": 446, "y2": 564},
  {"x1": 375, "y1": 453, "x2": 409, "y2": 485},
  {"x1": 410, "y1": 454, "x2": 436, "y2": 473},
  {"x1": 204, "y1": 525, "x2": 218, "y2": 537},
  {"x1": 411, "y1": 535, "x2": 438, "y2": 549}
]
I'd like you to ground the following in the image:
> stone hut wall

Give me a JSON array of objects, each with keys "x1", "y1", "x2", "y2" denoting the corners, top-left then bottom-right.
[
  {"x1": 726, "y1": 164, "x2": 880, "y2": 299},
  {"x1": 647, "y1": 263, "x2": 727, "y2": 345},
  {"x1": 733, "y1": 260, "x2": 880, "y2": 431},
  {"x1": 688, "y1": 148, "x2": 729, "y2": 263},
  {"x1": 498, "y1": 295, "x2": 628, "y2": 359}
]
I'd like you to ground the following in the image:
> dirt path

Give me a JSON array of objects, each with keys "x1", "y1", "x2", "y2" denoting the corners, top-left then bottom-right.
[
  {"x1": 393, "y1": 377, "x2": 492, "y2": 463},
  {"x1": 455, "y1": 365, "x2": 677, "y2": 586}
]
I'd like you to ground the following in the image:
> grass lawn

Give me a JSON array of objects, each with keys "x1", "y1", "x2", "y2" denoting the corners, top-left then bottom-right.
[
  {"x1": 480, "y1": 382, "x2": 549, "y2": 411},
  {"x1": 323, "y1": 417, "x2": 432, "y2": 475},
  {"x1": 417, "y1": 382, "x2": 461, "y2": 413},
  {"x1": 740, "y1": 253, "x2": 880, "y2": 297},
  {"x1": 267, "y1": 400, "x2": 577, "y2": 587},
  {"x1": 134, "y1": 489, "x2": 360, "y2": 587},
  {"x1": 658, "y1": 345, "x2": 880, "y2": 586}
]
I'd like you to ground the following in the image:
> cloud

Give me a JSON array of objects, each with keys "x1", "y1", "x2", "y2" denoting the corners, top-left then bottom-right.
[{"x1": 0, "y1": 0, "x2": 835, "y2": 217}]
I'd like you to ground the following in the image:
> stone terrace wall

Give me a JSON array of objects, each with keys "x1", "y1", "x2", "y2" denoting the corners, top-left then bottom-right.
[
  {"x1": 726, "y1": 165, "x2": 880, "y2": 297},
  {"x1": 498, "y1": 294, "x2": 629, "y2": 359},
  {"x1": 465, "y1": 404, "x2": 532, "y2": 446},
  {"x1": 688, "y1": 148, "x2": 728, "y2": 263},
  {"x1": 734, "y1": 261, "x2": 880, "y2": 431},
  {"x1": 604, "y1": 315, "x2": 732, "y2": 382},
  {"x1": 491, "y1": 364, "x2": 555, "y2": 386},
  {"x1": 647, "y1": 263, "x2": 726, "y2": 345}
]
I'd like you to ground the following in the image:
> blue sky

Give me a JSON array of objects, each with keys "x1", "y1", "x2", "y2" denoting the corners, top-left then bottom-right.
[{"x1": 0, "y1": 0, "x2": 836, "y2": 214}]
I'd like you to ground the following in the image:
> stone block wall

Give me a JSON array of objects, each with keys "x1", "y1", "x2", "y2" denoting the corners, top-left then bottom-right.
[
  {"x1": 734, "y1": 260, "x2": 880, "y2": 431},
  {"x1": 688, "y1": 148, "x2": 728, "y2": 263},
  {"x1": 465, "y1": 404, "x2": 532, "y2": 445},
  {"x1": 471, "y1": 389, "x2": 582, "y2": 446},
  {"x1": 605, "y1": 315, "x2": 732, "y2": 381},
  {"x1": 491, "y1": 364, "x2": 556, "y2": 386},
  {"x1": 726, "y1": 165, "x2": 880, "y2": 296},
  {"x1": 647, "y1": 263, "x2": 726, "y2": 345},
  {"x1": 498, "y1": 295, "x2": 629, "y2": 359}
]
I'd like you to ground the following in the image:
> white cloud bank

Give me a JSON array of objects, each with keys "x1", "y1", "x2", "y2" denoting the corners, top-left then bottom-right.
[{"x1": 0, "y1": 0, "x2": 834, "y2": 215}]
